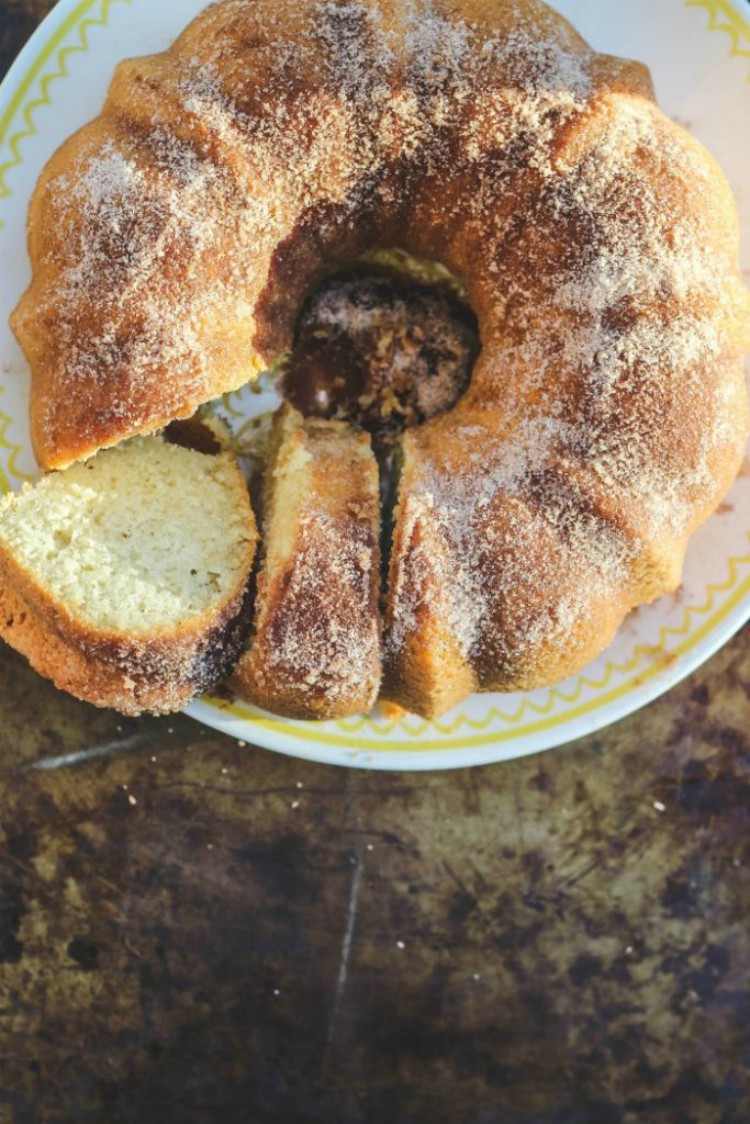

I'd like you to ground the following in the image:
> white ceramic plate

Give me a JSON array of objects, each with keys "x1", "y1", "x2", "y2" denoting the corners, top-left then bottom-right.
[{"x1": 0, "y1": 0, "x2": 748, "y2": 769}]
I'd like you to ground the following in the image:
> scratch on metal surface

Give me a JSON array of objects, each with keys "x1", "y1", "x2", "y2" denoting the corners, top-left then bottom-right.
[
  {"x1": 28, "y1": 732, "x2": 148, "y2": 771},
  {"x1": 330, "y1": 855, "x2": 363, "y2": 1036},
  {"x1": 325, "y1": 772, "x2": 364, "y2": 1060}
]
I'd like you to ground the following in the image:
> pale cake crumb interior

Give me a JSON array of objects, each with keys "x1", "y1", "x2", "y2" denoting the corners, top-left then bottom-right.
[{"x1": 0, "y1": 439, "x2": 252, "y2": 635}]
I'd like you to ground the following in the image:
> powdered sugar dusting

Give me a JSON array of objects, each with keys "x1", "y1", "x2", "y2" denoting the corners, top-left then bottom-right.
[
  {"x1": 238, "y1": 417, "x2": 381, "y2": 718},
  {"x1": 254, "y1": 511, "x2": 380, "y2": 705},
  {"x1": 14, "y1": 0, "x2": 749, "y2": 714},
  {"x1": 382, "y1": 12, "x2": 748, "y2": 698},
  {"x1": 21, "y1": 0, "x2": 604, "y2": 463}
]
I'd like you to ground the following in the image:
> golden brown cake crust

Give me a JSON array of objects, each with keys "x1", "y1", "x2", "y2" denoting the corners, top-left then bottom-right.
[
  {"x1": 0, "y1": 577, "x2": 251, "y2": 717},
  {"x1": 11, "y1": 0, "x2": 750, "y2": 718},
  {"x1": 11, "y1": 0, "x2": 661, "y2": 470},
  {"x1": 234, "y1": 407, "x2": 381, "y2": 721}
]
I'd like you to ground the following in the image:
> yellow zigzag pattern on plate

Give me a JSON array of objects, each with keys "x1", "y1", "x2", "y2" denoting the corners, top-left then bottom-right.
[
  {"x1": 0, "y1": 412, "x2": 33, "y2": 493},
  {"x1": 685, "y1": 0, "x2": 750, "y2": 68},
  {"x1": 1, "y1": 0, "x2": 749, "y2": 747},
  {"x1": 215, "y1": 546, "x2": 750, "y2": 741},
  {"x1": 0, "y1": 0, "x2": 131, "y2": 225},
  {"x1": 333, "y1": 549, "x2": 750, "y2": 737}
]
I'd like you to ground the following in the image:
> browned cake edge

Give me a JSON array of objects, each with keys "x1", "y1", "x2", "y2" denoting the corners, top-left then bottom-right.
[{"x1": 234, "y1": 405, "x2": 382, "y2": 720}]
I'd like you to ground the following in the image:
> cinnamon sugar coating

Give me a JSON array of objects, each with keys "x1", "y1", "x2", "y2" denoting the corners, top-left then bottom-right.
[
  {"x1": 234, "y1": 406, "x2": 381, "y2": 721},
  {"x1": 11, "y1": 0, "x2": 750, "y2": 718}
]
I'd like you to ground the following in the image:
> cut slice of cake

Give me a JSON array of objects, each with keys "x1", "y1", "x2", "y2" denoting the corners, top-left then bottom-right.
[
  {"x1": 234, "y1": 405, "x2": 382, "y2": 720},
  {"x1": 0, "y1": 437, "x2": 256, "y2": 715}
]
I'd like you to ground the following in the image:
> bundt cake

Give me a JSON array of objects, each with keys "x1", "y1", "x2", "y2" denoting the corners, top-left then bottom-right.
[
  {"x1": 0, "y1": 438, "x2": 256, "y2": 716},
  {"x1": 9, "y1": 0, "x2": 750, "y2": 719},
  {"x1": 234, "y1": 405, "x2": 382, "y2": 720}
]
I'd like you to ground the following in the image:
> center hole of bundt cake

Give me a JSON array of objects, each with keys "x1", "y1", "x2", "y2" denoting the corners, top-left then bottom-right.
[{"x1": 280, "y1": 267, "x2": 479, "y2": 449}]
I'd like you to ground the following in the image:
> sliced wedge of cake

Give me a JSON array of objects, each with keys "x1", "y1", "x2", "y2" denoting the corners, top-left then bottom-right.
[
  {"x1": 0, "y1": 437, "x2": 256, "y2": 715},
  {"x1": 234, "y1": 405, "x2": 381, "y2": 720}
]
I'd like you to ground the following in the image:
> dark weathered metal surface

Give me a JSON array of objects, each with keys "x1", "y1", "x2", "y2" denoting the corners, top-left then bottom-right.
[
  {"x1": 1, "y1": 4, "x2": 750, "y2": 1121},
  {"x1": 1, "y1": 631, "x2": 750, "y2": 1124}
]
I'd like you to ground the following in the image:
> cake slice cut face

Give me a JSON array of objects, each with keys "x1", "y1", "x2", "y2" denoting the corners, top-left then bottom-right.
[
  {"x1": 234, "y1": 406, "x2": 382, "y2": 720},
  {"x1": 0, "y1": 438, "x2": 256, "y2": 715}
]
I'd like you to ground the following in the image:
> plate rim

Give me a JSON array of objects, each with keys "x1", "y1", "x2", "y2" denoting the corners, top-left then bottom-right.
[{"x1": 0, "y1": 0, "x2": 749, "y2": 769}]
